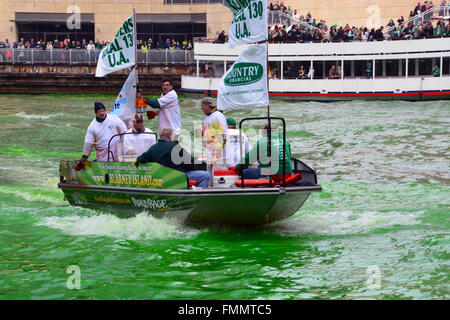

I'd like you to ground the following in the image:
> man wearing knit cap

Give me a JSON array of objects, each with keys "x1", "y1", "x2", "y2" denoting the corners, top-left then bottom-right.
[{"x1": 78, "y1": 102, "x2": 127, "y2": 165}]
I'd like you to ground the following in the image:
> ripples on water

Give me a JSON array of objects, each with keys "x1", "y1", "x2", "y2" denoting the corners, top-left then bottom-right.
[{"x1": 0, "y1": 94, "x2": 448, "y2": 300}]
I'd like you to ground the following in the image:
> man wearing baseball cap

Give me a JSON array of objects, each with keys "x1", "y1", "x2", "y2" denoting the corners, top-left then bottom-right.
[
  {"x1": 122, "y1": 112, "x2": 157, "y2": 157},
  {"x1": 78, "y1": 102, "x2": 127, "y2": 167}
]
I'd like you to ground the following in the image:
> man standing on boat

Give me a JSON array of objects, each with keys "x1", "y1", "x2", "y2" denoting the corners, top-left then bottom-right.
[
  {"x1": 140, "y1": 78, "x2": 181, "y2": 139},
  {"x1": 78, "y1": 102, "x2": 127, "y2": 165},
  {"x1": 122, "y1": 112, "x2": 157, "y2": 157},
  {"x1": 134, "y1": 127, "x2": 210, "y2": 188},
  {"x1": 201, "y1": 97, "x2": 228, "y2": 167},
  {"x1": 236, "y1": 124, "x2": 292, "y2": 181}
]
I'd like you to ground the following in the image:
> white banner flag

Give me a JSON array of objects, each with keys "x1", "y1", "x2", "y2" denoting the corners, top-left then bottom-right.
[
  {"x1": 95, "y1": 13, "x2": 136, "y2": 77},
  {"x1": 225, "y1": 0, "x2": 268, "y2": 48},
  {"x1": 217, "y1": 44, "x2": 268, "y2": 111},
  {"x1": 110, "y1": 67, "x2": 136, "y2": 128}
]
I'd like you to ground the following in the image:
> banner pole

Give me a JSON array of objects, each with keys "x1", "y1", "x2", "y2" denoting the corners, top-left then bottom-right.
[
  {"x1": 133, "y1": 8, "x2": 138, "y2": 113},
  {"x1": 266, "y1": 40, "x2": 272, "y2": 186},
  {"x1": 267, "y1": 40, "x2": 270, "y2": 118}
]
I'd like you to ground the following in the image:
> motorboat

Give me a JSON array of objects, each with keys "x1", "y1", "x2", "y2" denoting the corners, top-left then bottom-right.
[{"x1": 58, "y1": 125, "x2": 321, "y2": 226}]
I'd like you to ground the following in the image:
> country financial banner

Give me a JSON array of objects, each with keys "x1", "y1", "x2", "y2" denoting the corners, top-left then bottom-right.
[
  {"x1": 95, "y1": 13, "x2": 136, "y2": 77},
  {"x1": 217, "y1": 44, "x2": 269, "y2": 111},
  {"x1": 225, "y1": 0, "x2": 268, "y2": 48},
  {"x1": 111, "y1": 67, "x2": 137, "y2": 129}
]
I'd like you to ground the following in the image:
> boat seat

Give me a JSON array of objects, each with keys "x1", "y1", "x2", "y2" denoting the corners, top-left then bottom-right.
[
  {"x1": 234, "y1": 172, "x2": 303, "y2": 187},
  {"x1": 234, "y1": 179, "x2": 271, "y2": 188},
  {"x1": 214, "y1": 168, "x2": 238, "y2": 176}
]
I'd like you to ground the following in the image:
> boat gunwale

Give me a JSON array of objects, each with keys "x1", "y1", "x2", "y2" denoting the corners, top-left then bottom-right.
[{"x1": 57, "y1": 182, "x2": 322, "y2": 196}]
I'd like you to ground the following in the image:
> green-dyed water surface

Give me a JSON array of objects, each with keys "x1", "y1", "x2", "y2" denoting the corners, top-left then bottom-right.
[{"x1": 0, "y1": 94, "x2": 448, "y2": 299}]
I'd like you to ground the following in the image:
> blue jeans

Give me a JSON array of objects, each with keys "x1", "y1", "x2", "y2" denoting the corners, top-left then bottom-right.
[
  {"x1": 186, "y1": 170, "x2": 211, "y2": 188},
  {"x1": 242, "y1": 168, "x2": 266, "y2": 179}
]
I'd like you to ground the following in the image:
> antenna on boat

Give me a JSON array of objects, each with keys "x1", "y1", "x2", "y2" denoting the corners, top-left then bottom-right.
[
  {"x1": 133, "y1": 8, "x2": 138, "y2": 86},
  {"x1": 133, "y1": 8, "x2": 139, "y2": 114},
  {"x1": 133, "y1": 8, "x2": 147, "y2": 115},
  {"x1": 266, "y1": 39, "x2": 273, "y2": 186}
]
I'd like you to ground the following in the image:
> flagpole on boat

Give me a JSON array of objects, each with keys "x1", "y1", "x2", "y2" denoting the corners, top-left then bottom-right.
[
  {"x1": 266, "y1": 39, "x2": 272, "y2": 187},
  {"x1": 267, "y1": 40, "x2": 270, "y2": 119},
  {"x1": 133, "y1": 8, "x2": 138, "y2": 114}
]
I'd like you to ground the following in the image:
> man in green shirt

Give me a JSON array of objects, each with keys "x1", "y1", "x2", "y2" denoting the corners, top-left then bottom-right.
[
  {"x1": 235, "y1": 124, "x2": 292, "y2": 181},
  {"x1": 365, "y1": 62, "x2": 372, "y2": 79},
  {"x1": 135, "y1": 127, "x2": 210, "y2": 188},
  {"x1": 431, "y1": 64, "x2": 440, "y2": 77}
]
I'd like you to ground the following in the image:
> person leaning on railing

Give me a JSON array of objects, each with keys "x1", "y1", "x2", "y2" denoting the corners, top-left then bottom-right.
[{"x1": 431, "y1": 64, "x2": 441, "y2": 76}]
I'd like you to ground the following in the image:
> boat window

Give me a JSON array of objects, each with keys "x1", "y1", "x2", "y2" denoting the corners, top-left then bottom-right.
[
  {"x1": 444, "y1": 58, "x2": 450, "y2": 75},
  {"x1": 197, "y1": 60, "x2": 222, "y2": 78},
  {"x1": 107, "y1": 132, "x2": 158, "y2": 162},
  {"x1": 385, "y1": 59, "x2": 407, "y2": 77},
  {"x1": 418, "y1": 58, "x2": 434, "y2": 76}
]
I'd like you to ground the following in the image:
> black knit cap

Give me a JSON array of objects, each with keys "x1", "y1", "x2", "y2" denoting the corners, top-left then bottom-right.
[{"x1": 94, "y1": 102, "x2": 106, "y2": 114}]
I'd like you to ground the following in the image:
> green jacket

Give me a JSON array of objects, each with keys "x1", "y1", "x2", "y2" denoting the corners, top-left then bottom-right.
[
  {"x1": 236, "y1": 133, "x2": 292, "y2": 176},
  {"x1": 431, "y1": 67, "x2": 440, "y2": 77},
  {"x1": 137, "y1": 140, "x2": 205, "y2": 172}
]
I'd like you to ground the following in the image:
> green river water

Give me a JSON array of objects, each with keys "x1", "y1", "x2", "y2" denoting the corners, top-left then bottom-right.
[{"x1": 0, "y1": 94, "x2": 448, "y2": 300}]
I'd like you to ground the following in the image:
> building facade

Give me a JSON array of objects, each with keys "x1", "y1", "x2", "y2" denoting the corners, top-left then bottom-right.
[
  {"x1": 0, "y1": 0, "x2": 422, "y2": 44},
  {"x1": 1, "y1": 0, "x2": 233, "y2": 44}
]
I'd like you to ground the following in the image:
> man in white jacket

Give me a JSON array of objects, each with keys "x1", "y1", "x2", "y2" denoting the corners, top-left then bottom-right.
[
  {"x1": 123, "y1": 112, "x2": 156, "y2": 156},
  {"x1": 142, "y1": 78, "x2": 181, "y2": 138},
  {"x1": 78, "y1": 102, "x2": 127, "y2": 166}
]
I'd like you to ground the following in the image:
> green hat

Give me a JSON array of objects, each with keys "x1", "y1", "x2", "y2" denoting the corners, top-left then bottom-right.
[
  {"x1": 201, "y1": 97, "x2": 216, "y2": 108},
  {"x1": 226, "y1": 117, "x2": 236, "y2": 127}
]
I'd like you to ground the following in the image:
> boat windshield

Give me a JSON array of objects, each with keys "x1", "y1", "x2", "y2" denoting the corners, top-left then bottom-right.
[{"x1": 107, "y1": 131, "x2": 158, "y2": 162}]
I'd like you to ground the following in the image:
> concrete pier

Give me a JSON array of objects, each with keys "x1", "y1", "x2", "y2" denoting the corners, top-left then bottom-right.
[{"x1": 0, "y1": 64, "x2": 195, "y2": 94}]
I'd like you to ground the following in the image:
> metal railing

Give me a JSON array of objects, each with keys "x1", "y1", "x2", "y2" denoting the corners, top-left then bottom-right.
[
  {"x1": 164, "y1": 0, "x2": 226, "y2": 3},
  {"x1": 268, "y1": 10, "x2": 328, "y2": 36},
  {"x1": 384, "y1": 5, "x2": 450, "y2": 35},
  {"x1": 0, "y1": 48, "x2": 194, "y2": 65}
]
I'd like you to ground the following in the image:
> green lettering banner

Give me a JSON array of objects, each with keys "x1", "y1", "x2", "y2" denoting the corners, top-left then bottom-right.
[
  {"x1": 96, "y1": 13, "x2": 136, "y2": 77},
  {"x1": 225, "y1": 0, "x2": 268, "y2": 48},
  {"x1": 218, "y1": 44, "x2": 268, "y2": 110}
]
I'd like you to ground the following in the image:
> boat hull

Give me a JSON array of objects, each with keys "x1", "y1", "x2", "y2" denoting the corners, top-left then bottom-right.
[
  {"x1": 181, "y1": 88, "x2": 450, "y2": 102},
  {"x1": 58, "y1": 183, "x2": 320, "y2": 226}
]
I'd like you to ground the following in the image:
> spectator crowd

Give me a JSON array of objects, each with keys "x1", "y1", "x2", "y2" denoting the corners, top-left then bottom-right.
[
  {"x1": 0, "y1": 36, "x2": 193, "y2": 64},
  {"x1": 214, "y1": 1, "x2": 450, "y2": 44},
  {"x1": 0, "y1": 37, "x2": 193, "y2": 51},
  {"x1": 264, "y1": 1, "x2": 450, "y2": 43}
]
